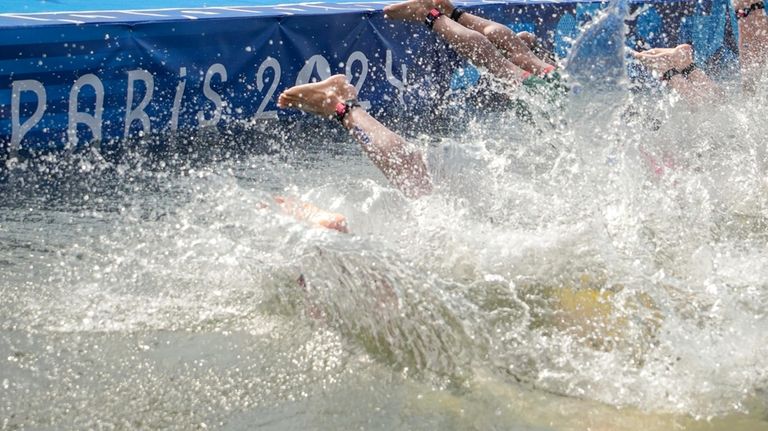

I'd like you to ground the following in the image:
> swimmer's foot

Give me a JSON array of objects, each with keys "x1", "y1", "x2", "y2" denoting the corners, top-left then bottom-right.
[
  {"x1": 383, "y1": 0, "x2": 434, "y2": 22},
  {"x1": 433, "y1": 0, "x2": 457, "y2": 15},
  {"x1": 633, "y1": 44, "x2": 694, "y2": 78},
  {"x1": 277, "y1": 74, "x2": 357, "y2": 118}
]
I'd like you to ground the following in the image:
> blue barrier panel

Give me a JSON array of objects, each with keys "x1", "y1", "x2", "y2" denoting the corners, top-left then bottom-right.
[{"x1": 0, "y1": 0, "x2": 738, "y2": 160}]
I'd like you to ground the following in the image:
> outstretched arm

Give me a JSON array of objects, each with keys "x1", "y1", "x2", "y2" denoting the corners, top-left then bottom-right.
[{"x1": 273, "y1": 196, "x2": 349, "y2": 233}]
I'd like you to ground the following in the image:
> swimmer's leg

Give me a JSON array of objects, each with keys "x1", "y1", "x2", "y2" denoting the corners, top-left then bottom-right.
[
  {"x1": 633, "y1": 44, "x2": 723, "y2": 104},
  {"x1": 517, "y1": 31, "x2": 558, "y2": 65},
  {"x1": 384, "y1": 0, "x2": 529, "y2": 83},
  {"x1": 278, "y1": 75, "x2": 432, "y2": 199},
  {"x1": 734, "y1": 0, "x2": 768, "y2": 93},
  {"x1": 432, "y1": 0, "x2": 556, "y2": 75}
]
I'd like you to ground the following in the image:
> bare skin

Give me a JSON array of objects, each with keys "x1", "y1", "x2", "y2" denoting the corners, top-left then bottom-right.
[
  {"x1": 383, "y1": 0, "x2": 529, "y2": 83},
  {"x1": 275, "y1": 74, "x2": 356, "y2": 118},
  {"x1": 734, "y1": 0, "x2": 768, "y2": 93},
  {"x1": 633, "y1": 44, "x2": 723, "y2": 104},
  {"x1": 633, "y1": 44, "x2": 694, "y2": 74},
  {"x1": 381, "y1": 0, "x2": 431, "y2": 22},
  {"x1": 254, "y1": 195, "x2": 348, "y2": 233},
  {"x1": 277, "y1": 75, "x2": 432, "y2": 199},
  {"x1": 433, "y1": 0, "x2": 555, "y2": 75},
  {"x1": 634, "y1": 1, "x2": 767, "y2": 101},
  {"x1": 517, "y1": 31, "x2": 558, "y2": 65},
  {"x1": 273, "y1": 196, "x2": 349, "y2": 233}
]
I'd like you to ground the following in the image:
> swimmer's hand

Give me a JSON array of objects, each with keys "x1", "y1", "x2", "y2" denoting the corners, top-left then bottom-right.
[{"x1": 274, "y1": 196, "x2": 349, "y2": 233}]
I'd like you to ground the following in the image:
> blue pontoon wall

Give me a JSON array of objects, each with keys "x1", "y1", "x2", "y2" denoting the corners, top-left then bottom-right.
[{"x1": 0, "y1": 0, "x2": 738, "y2": 158}]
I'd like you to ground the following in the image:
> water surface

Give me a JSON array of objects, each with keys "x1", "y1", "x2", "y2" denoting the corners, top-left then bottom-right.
[{"x1": 2, "y1": 75, "x2": 768, "y2": 429}]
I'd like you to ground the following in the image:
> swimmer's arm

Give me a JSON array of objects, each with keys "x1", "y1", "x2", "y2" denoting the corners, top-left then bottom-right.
[
  {"x1": 457, "y1": 19, "x2": 554, "y2": 75},
  {"x1": 274, "y1": 196, "x2": 349, "y2": 233}
]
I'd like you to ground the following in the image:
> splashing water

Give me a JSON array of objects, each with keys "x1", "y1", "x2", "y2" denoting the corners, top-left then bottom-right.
[
  {"x1": 565, "y1": 0, "x2": 630, "y2": 91},
  {"x1": 2, "y1": 10, "x2": 768, "y2": 431},
  {"x1": 564, "y1": 0, "x2": 632, "y2": 135}
]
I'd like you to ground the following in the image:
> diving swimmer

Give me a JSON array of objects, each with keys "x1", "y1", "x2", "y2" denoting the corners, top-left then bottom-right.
[{"x1": 277, "y1": 0, "x2": 768, "y2": 202}]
